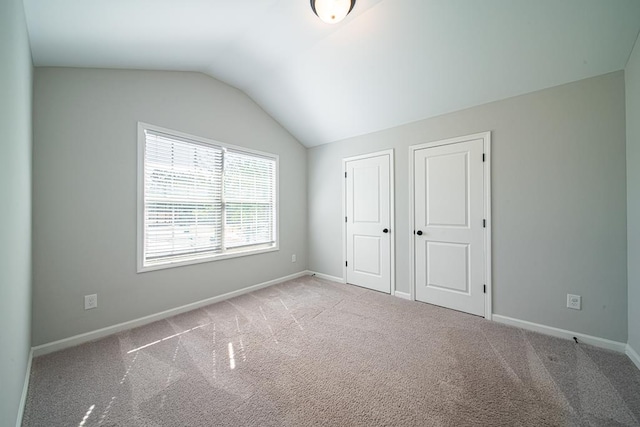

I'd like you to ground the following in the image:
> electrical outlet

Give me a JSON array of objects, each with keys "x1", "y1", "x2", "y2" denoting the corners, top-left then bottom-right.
[
  {"x1": 567, "y1": 294, "x2": 581, "y2": 310},
  {"x1": 291, "y1": 254, "x2": 296, "y2": 263},
  {"x1": 85, "y1": 294, "x2": 98, "y2": 310}
]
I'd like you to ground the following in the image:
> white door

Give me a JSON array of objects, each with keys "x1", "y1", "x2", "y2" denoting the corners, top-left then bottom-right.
[
  {"x1": 345, "y1": 152, "x2": 393, "y2": 294},
  {"x1": 414, "y1": 137, "x2": 486, "y2": 316}
]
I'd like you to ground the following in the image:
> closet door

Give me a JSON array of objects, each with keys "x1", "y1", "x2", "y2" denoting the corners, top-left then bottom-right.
[
  {"x1": 414, "y1": 138, "x2": 485, "y2": 316},
  {"x1": 345, "y1": 151, "x2": 393, "y2": 294}
]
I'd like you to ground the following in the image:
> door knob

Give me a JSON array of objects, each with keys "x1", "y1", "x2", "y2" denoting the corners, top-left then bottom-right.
[
  {"x1": 383, "y1": 228, "x2": 389, "y2": 233},
  {"x1": 416, "y1": 230, "x2": 423, "y2": 236}
]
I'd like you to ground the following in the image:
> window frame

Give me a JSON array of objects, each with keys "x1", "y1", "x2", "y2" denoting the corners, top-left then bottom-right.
[{"x1": 137, "y1": 122, "x2": 279, "y2": 273}]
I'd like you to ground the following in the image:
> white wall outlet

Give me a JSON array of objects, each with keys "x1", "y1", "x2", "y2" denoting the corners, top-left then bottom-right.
[
  {"x1": 85, "y1": 294, "x2": 98, "y2": 310},
  {"x1": 567, "y1": 294, "x2": 581, "y2": 310},
  {"x1": 291, "y1": 254, "x2": 296, "y2": 263}
]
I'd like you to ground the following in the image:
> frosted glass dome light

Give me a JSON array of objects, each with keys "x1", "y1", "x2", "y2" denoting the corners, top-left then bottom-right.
[{"x1": 311, "y1": 0, "x2": 356, "y2": 24}]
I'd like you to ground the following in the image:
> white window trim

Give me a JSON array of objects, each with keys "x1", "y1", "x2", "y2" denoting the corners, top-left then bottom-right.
[{"x1": 136, "y1": 122, "x2": 279, "y2": 273}]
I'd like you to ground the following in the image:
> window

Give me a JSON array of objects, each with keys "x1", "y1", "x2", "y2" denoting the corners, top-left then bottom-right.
[{"x1": 137, "y1": 123, "x2": 278, "y2": 272}]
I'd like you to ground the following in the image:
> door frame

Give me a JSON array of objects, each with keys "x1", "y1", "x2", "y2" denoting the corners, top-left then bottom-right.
[
  {"x1": 408, "y1": 132, "x2": 492, "y2": 319},
  {"x1": 342, "y1": 149, "x2": 396, "y2": 295}
]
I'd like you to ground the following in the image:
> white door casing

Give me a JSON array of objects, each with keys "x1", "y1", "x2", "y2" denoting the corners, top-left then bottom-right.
[
  {"x1": 410, "y1": 133, "x2": 491, "y2": 317},
  {"x1": 344, "y1": 150, "x2": 394, "y2": 294}
]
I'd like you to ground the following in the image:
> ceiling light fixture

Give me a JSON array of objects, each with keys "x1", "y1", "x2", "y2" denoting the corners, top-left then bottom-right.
[{"x1": 310, "y1": 0, "x2": 356, "y2": 24}]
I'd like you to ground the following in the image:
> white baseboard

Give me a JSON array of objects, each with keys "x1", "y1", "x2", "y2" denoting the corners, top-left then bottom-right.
[
  {"x1": 16, "y1": 348, "x2": 33, "y2": 427},
  {"x1": 307, "y1": 271, "x2": 345, "y2": 283},
  {"x1": 492, "y1": 314, "x2": 627, "y2": 353},
  {"x1": 394, "y1": 291, "x2": 411, "y2": 300},
  {"x1": 32, "y1": 271, "x2": 309, "y2": 357},
  {"x1": 626, "y1": 344, "x2": 640, "y2": 370}
]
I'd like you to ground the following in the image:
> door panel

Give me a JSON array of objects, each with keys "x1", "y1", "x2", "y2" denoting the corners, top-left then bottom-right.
[
  {"x1": 414, "y1": 139, "x2": 485, "y2": 316},
  {"x1": 427, "y1": 152, "x2": 468, "y2": 227},
  {"x1": 346, "y1": 154, "x2": 391, "y2": 293},
  {"x1": 353, "y1": 235, "x2": 381, "y2": 275},
  {"x1": 426, "y1": 242, "x2": 469, "y2": 293},
  {"x1": 353, "y1": 166, "x2": 381, "y2": 223}
]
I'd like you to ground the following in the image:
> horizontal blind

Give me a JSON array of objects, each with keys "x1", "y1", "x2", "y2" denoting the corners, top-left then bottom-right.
[
  {"x1": 143, "y1": 130, "x2": 223, "y2": 266},
  {"x1": 224, "y1": 150, "x2": 276, "y2": 250}
]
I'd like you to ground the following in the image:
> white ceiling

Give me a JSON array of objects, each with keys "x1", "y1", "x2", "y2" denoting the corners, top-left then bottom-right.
[{"x1": 23, "y1": 0, "x2": 640, "y2": 147}]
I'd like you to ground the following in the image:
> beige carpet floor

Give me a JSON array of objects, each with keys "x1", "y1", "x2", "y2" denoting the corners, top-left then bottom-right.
[{"x1": 23, "y1": 276, "x2": 640, "y2": 426}]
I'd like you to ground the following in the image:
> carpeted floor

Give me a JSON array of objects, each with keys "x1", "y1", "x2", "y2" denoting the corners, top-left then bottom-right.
[{"x1": 23, "y1": 276, "x2": 640, "y2": 426}]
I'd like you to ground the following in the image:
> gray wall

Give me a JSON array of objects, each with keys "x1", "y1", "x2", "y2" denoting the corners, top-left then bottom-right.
[
  {"x1": 308, "y1": 72, "x2": 628, "y2": 342},
  {"x1": 0, "y1": 0, "x2": 32, "y2": 425},
  {"x1": 32, "y1": 68, "x2": 307, "y2": 346},
  {"x1": 627, "y1": 35, "x2": 640, "y2": 354}
]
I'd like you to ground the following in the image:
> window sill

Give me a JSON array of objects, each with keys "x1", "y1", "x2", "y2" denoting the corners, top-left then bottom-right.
[{"x1": 137, "y1": 245, "x2": 279, "y2": 273}]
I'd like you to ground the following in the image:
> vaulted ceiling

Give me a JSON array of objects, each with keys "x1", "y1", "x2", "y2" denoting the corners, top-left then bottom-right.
[{"x1": 23, "y1": 0, "x2": 640, "y2": 147}]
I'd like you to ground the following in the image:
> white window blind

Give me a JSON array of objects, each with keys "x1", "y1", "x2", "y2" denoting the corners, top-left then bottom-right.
[
  {"x1": 140, "y1": 125, "x2": 277, "y2": 270},
  {"x1": 224, "y1": 150, "x2": 276, "y2": 249}
]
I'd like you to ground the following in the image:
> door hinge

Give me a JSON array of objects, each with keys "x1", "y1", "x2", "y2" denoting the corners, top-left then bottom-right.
[
  {"x1": 483, "y1": 219, "x2": 486, "y2": 228},
  {"x1": 345, "y1": 216, "x2": 347, "y2": 223},
  {"x1": 345, "y1": 261, "x2": 348, "y2": 267},
  {"x1": 483, "y1": 284, "x2": 486, "y2": 293},
  {"x1": 345, "y1": 171, "x2": 347, "y2": 178},
  {"x1": 483, "y1": 153, "x2": 486, "y2": 162}
]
